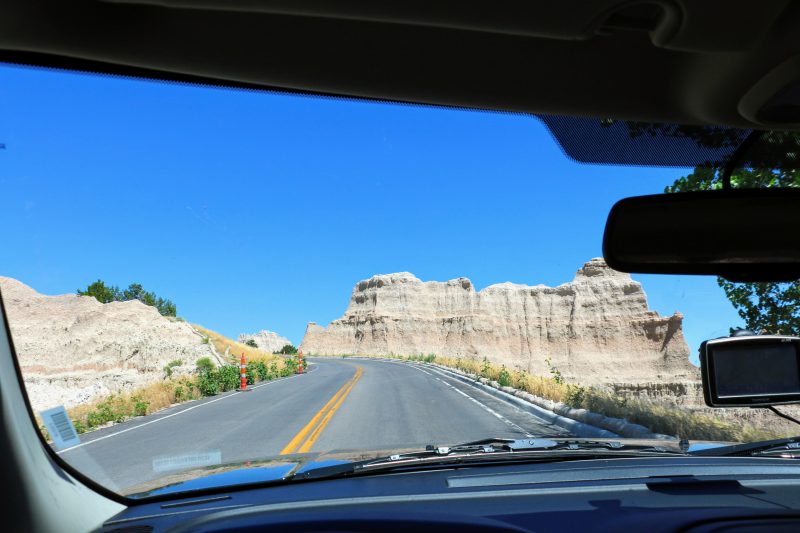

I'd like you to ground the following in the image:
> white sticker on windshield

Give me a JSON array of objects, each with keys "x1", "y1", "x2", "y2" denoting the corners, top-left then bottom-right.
[
  {"x1": 152, "y1": 450, "x2": 222, "y2": 472},
  {"x1": 39, "y1": 406, "x2": 80, "y2": 450}
]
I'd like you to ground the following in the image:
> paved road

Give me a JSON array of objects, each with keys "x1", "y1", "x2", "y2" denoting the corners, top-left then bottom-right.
[{"x1": 58, "y1": 358, "x2": 569, "y2": 494}]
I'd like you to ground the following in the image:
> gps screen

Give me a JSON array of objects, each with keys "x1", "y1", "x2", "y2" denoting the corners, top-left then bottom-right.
[{"x1": 713, "y1": 342, "x2": 800, "y2": 398}]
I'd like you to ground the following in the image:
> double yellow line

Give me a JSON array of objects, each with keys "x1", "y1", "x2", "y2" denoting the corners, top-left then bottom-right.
[{"x1": 280, "y1": 366, "x2": 364, "y2": 455}]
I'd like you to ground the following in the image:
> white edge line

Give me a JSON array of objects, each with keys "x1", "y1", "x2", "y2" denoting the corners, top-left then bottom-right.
[{"x1": 402, "y1": 362, "x2": 533, "y2": 437}]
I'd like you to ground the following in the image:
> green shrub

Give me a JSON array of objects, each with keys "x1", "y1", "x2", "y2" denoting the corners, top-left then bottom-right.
[
  {"x1": 198, "y1": 373, "x2": 219, "y2": 396},
  {"x1": 132, "y1": 395, "x2": 149, "y2": 416},
  {"x1": 545, "y1": 357, "x2": 564, "y2": 385},
  {"x1": 498, "y1": 365, "x2": 511, "y2": 387},
  {"x1": 85, "y1": 396, "x2": 126, "y2": 427},
  {"x1": 85, "y1": 410, "x2": 103, "y2": 428},
  {"x1": 221, "y1": 365, "x2": 242, "y2": 391},
  {"x1": 71, "y1": 419, "x2": 86, "y2": 435},
  {"x1": 564, "y1": 385, "x2": 586, "y2": 408},
  {"x1": 174, "y1": 385, "x2": 184, "y2": 402},
  {"x1": 283, "y1": 357, "x2": 297, "y2": 376},
  {"x1": 407, "y1": 353, "x2": 436, "y2": 363},
  {"x1": 254, "y1": 361, "x2": 269, "y2": 381},
  {"x1": 244, "y1": 339, "x2": 258, "y2": 348},
  {"x1": 163, "y1": 359, "x2": 183, "y2": 379},
  {"x1": 269, "y1": 361, "x2": 279, "y2": 379},
  {"x1": 481, "y1": 357, "x2": 491, "y2": 378},
  {"x1": 196, "y1": 357, "x2": 215, "y2": 374},
  {"x1": 246, "y1": 366, "x2": 255, "y2": 385}
]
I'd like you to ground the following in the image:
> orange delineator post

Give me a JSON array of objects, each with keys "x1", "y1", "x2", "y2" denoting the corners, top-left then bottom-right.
[
  {"x1": 297, "y1": 351, "x2": 304, "y2": 374},
  {"x1": 239, "y1": 353, "x2": 248, "y2": 391}
]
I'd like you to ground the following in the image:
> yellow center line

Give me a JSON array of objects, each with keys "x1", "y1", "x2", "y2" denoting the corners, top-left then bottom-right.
[
  {"x1": 280, "y1": 366, "x2": 364, "y2": 455},
  {"x1": 296, "y1": 367, "x2": 362, "y2": 453}
]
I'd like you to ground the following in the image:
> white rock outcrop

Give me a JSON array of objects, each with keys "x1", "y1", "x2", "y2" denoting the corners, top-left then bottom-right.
[
  {"x1": 0, "y1": 276, "x2": 220, "y2": 412},
  {"x1": 301, "y1": 259, "x2": 699, "y2": 387},
  {"x1": 237, "y1": 330, "x2": 292, "y2": 353}
]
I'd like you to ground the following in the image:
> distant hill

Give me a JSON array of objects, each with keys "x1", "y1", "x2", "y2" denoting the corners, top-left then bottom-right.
[{"x1": 238, "y1": 330, "x2": 292, "y2": 353}]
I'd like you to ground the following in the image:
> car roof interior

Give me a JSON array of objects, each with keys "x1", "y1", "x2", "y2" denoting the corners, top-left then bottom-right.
[{"x1": 3, "y1": 0, "x2": 800, "y2": 130}]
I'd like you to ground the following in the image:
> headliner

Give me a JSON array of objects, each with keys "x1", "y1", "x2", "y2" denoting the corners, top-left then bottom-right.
[{"x1": 2, "y1": 0, "x2": 800, "y2": 130}]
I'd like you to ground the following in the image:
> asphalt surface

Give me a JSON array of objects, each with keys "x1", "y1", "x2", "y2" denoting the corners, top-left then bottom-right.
[{"x1": 58, "y1": 358, "x2": 570, "y2": 493}]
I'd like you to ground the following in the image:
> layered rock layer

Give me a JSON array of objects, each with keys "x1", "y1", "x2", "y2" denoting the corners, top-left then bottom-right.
[
  {"x1": 0, "y1": 276, "x2": 221, "y2": 411},
  {"x1": 301, "y1": 259, "x2": 699, "y2": 387}
]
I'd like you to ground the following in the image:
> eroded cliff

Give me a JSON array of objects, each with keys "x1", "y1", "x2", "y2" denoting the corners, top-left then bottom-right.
[{"x1": 301, "y1": 259, "x2": 699, "y2": 387}]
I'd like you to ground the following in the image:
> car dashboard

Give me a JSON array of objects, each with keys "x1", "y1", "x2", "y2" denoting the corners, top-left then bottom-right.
[{"x1": 97, "y1": 456, "x2": 800, "y2": 532}]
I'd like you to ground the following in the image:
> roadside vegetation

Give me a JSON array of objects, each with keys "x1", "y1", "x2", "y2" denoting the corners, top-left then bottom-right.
[
  {"x1": 41, "y1": 326, "x2": 301, "y2": 439},
  {"x1": 337, "y1": 353, "x2": 779, "y2": 442},
  {"x1": 192, "y1": 324, "x2": 286, "y2": 366}
]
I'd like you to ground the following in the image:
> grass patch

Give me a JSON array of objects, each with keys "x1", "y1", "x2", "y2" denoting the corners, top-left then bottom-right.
[
  {"x1": 162, "y1": 358, "x2": 183, "y2": 379},
  {"x1": 66, "y1": 378, "x2": 203, "y2": 434},
  {"x1": 193, "y1": 324, "x2": 283, "y2": 365}
]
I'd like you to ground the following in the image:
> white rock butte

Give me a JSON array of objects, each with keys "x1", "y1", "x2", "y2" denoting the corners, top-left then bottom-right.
[
  {"x1": 300, "y1": 258, "x2": 699, "y2": 386},
  {"x1": 237, "y1": 330, "x2": 292, "y2": 353},
  {"x1": 0, "y1": 276, "x2": 221, "y2": 411}
]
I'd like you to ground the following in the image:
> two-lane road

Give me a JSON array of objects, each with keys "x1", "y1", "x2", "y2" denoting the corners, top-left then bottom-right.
[{"x1": 59, "y1": 358, "x2": 569, "y2": 493}]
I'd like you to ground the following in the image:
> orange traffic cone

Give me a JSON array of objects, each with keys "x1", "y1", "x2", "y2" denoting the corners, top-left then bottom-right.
[{"x1": 239, "y1": 353, "x2": 249, "y2": 391}]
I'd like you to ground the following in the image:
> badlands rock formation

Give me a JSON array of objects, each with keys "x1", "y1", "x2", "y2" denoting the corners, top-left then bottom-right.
[
  {"x1": 238, "y1": 330, "x2": 292, "y2": 353},
  {"x1": 301, "y1": 259, "x2": 699, "y2": 387},
  {"x1": 0, "y1": 276, "x2": 222, "y2": 412}
]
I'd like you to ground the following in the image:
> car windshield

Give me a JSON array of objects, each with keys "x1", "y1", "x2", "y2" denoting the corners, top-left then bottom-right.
[{"x1": 2, "y1": 63, "x2": 799, "y2": 500}]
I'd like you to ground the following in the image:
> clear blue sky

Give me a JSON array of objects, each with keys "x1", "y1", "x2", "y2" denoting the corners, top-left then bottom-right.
[{"x1": 0, "y1": 63, "x2": 743, "y2": 362}]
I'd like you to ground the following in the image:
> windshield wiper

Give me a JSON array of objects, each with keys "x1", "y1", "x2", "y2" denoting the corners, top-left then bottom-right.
[
  {"x1": 292, "y1": 438, "x2": 686, "y2": 481},
  {"x1": 460, "y1": 437, "x2": 677, "y2": 451},
  {"x1": 425, "y1": 437, "x2": 679, "y2": 455},
  {"x1": 690, "y1": 436, "x2": 800, "y2": 457}
]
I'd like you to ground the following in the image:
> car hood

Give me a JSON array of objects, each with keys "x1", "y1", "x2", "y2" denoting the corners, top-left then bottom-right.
[
  {"x1": 124, "y1": 447, "x2": 423, "y2": 498},
  {"x1": 124, "y1": 438, "x2": 735, "y2": 499}
]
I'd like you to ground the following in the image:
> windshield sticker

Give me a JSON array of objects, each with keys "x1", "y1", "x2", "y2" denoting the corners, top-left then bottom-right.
[
  {"x1": 153, "y1": 451, "x2": 222, "y2": 472},
  {"x1": 39, "y1": 406, "x2": 80, "y2": 451}
]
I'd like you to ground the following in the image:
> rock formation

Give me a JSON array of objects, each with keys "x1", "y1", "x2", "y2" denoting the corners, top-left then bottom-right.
[
  {"x1": 237, "y1": 330, "x2": 292, "y2": 353},
  {"x1": 301, "y1": 259, "x2": 699, "y2": 387},
  {"x1": 0, "y1": 276, "x2": 222, "y2": 412}
]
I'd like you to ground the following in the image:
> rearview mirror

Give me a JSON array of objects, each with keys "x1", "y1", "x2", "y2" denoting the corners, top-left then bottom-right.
[
  {"x1": 700, "y1": 335, "x2": 800, "y2": 407},
  {"x1": 602, "y1": 189, "x2": 800, "y2": 282}
]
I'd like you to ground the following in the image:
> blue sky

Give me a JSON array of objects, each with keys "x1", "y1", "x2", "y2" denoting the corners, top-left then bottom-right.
[{"x1": 0, "y1": 64, "x2": 743, "y2": 362}]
